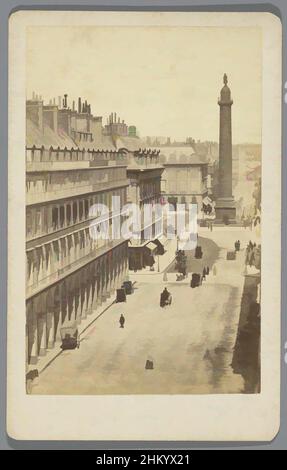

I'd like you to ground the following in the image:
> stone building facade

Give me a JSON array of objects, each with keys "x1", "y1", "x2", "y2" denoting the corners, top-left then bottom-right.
[
  {"x1": 127, "y1": 164, "x2": 165, "y2": 271},
  {"x1": 157, "y1": 146, "x2": 209, "y2": 212},
  {"x1": 26, "y1": 99, "x2": 129, "y2": 366}
]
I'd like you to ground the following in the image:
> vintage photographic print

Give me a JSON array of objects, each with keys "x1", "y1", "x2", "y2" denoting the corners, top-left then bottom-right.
[
  {"x1": 24, "y1": 24, "x2": 262, "y2": 396},
  {"x1": 7, "y1": 11, "x2": 281, "y2": 441}
]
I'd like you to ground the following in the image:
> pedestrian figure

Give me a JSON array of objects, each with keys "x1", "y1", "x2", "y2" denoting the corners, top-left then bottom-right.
[
  {"x1": 202, "y1": 267, "x2": 206, "y2": 281},
  {"x1": 145, "y1": 359, "x2": 154, "y2": 370},
  {"x1": 213, "y1": 265, "x2": 217, "y2": 276},
  {"x1": 160, "y1": 287, "x2": 172, "y2": 307},
  {"x1": 206, "y1": 266, "x2": 210, "y2": 275},
  {"x1": 203, "y1": 349, "x2": 211, "y2": 360},
  {"x1": 119, "y1": 314, "x2": 125, "y2": 328}
]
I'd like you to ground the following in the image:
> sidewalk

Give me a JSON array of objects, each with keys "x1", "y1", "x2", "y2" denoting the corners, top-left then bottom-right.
[{"x1": 29, "y1": 294, "x2": 117, "y2": 375}]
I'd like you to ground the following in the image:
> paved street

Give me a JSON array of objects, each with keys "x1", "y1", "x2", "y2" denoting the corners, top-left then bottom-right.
[{"x1": 31, "y1": 226, "x2": 259, "y2": 395}]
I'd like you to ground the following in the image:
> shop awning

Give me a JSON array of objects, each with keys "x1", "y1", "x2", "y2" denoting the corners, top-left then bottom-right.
[{"x1": 145, "y1": 241, "x2": 158, "y2": 254}]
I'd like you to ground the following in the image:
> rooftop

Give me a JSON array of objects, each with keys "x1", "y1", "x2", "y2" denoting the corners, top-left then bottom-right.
[{"x1": 151, "y1": 145, "x2": 208, "y2": 165}]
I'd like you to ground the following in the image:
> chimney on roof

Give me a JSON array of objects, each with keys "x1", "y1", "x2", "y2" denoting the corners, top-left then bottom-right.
[
  {"x1": 43, "y1": 103, "x2": 58, "y2": 132},
  {"x1": 72, "y1": 100, "x2": 75, "y2": 111},
  {"x1": 63, "y1": 94, "x2": 68, "y2": 108},
  {"x1": 58, "y1": 96, "x2": 61, "y2": 108},
  {"x1": 32, "y1": 91, "x2": 35, "y2": 100},
  {"x1": 26, "y1": 100, "x2": 43, "y2": 132},
  {"x1": 78, "y1": 97, "x2": 81, "y2": 113}
]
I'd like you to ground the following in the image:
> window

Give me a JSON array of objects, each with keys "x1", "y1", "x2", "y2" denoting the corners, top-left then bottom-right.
[
  {"x1": 35, "y1": 210, "x2": 41, "y2": 233},
  {"x1": 59, "y1": 206, "x2": 65, "y2": 227},
  {"x1": 52, "y1": 207, "x2": 59, "y2": 230},
  {"x1": 79, "y1": 200, "x2": 83, "y2": 221},
  {"x1": 26, "y1": 209, "x2": 33, "y2": 238},
  {"x1": 73, "y1": 202, "x2": 78, "y2": 223},
  {"x1": 66, "y1": 204, "x2": 71, "y2": 225},
  {"x1": 84, "y1": 199, "x2": 89, "y2": 218}
]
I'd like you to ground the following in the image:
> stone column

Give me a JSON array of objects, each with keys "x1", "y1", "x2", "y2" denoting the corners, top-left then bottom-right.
[
  {"x1": 215, "y1": 74, "x2": 236, "y2": 222},
  {"x1": 67, "y1": 275, "x2": 76, "y2": 323},
  {"x1": 46, "y1": 288, "x2": 55, "y2": 349},
  {"x1": 54, "y1": 286, "x2": 62, "y2": 343},
  {"x1": 46, "y1": 312, "x2": 55, "y2": 349},
  {"x1": 80, "y1": 273, "x2": 87, "y2": 320},
  {"x1": 64, "y1": 203, "x2": 67, "y2": 228},
  {"x1": 96, "y1": 261, "x2": 101, "y2": 307},
  {"x1": 27, "y1": 299, "x2": 38, "y2": 365},
  {"x1": 25, "y1": 323, "x2": 29, "y2": 373},
  {"x1": 91, "y1": 272, "x2": 98, "y2": 312},
  {"x1": 38, "y1": 313, "x2": 47, "y2": 356}
]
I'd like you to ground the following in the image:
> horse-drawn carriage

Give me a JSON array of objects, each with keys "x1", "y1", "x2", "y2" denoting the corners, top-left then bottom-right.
[
  {"x1": 60, "y1": 322, "x2": 80, "y2": 350},
  {"x1": 190, "y1": 273, "x2": 201, "y2": 288},
  {"x1": 160, "y1": 289, "x2": 172, "y2": 307}
]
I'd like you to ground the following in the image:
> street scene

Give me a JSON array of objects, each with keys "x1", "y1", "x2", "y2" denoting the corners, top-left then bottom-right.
[
  {"x1": 25, "y1": 26, "x2": 261, "y2": 395},
  {"x1": 31, "y1": 226, "x2": 260, "y2": 395}
]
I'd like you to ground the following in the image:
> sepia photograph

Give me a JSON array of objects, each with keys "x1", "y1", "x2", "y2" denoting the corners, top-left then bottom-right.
[
  {"x1": 7, "y1": 10, "x2": 281, "y2": 441},
  {"x1": 25, "y1": 24, "x2": 262, "y2": 396}
]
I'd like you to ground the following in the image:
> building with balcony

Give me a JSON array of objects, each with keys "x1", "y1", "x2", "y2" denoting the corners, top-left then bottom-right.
[
  {"x1": 26, "y1": 97, "x2": 129, "y2": 366},
  {"x1": 126, "y1": 157, "x2": 165, "y2": 271}
]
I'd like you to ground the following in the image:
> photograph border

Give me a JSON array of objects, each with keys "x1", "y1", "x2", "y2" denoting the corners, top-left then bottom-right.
[{"x1": 1, "y1": 0, "x2": 286, "y2": 448}]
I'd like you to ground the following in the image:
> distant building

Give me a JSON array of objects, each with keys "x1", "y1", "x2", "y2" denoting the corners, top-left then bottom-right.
[
  {"x1": 103, "y1": 112, "x2": 128, "y2": 137},
  {"x1": 128, "y1": 125, "x2": 137, "y2": 137},
  {"x1": 153, "y1": 146, "x2": 209, "y2": 212},
  {"x1": 127, "y1": 159, "x2": 165, "y2": 271}
]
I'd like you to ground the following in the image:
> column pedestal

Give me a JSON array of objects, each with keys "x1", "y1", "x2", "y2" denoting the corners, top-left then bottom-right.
[{"x1": 215, "y1": 197, "x2": 236, "y2": 224}]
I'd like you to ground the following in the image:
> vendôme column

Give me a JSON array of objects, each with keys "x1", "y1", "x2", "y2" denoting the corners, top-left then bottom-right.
[{"x1": 215, "y1": 73, "x2": 236, "y2": 223}]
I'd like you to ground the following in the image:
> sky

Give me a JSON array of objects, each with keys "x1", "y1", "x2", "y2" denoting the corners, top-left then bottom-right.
[{"x1": 26, "y1": 26, "x2": 262, "y2": 144}]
